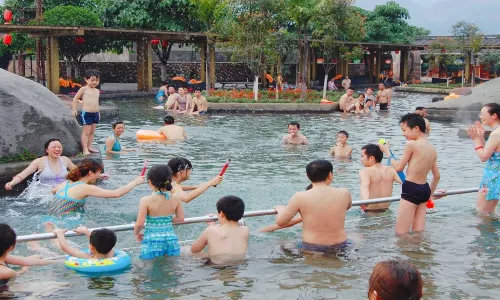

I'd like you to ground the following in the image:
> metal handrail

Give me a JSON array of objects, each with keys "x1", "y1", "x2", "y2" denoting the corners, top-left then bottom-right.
[{"x1": 15, "y1": 188, "x2": 478, "y2": 242}]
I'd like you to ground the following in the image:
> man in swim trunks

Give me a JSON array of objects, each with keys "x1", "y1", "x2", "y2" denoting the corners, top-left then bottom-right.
[
  {"x1": 189, "y1": 89, "x2": 208, "y2": 115},
  {"x1": 282, "y1": 121, "x2": 309, "y2": 145},
  {"x1": 376, "y1": 83, "x2": 391, "y2": 110},
  {"x1": 414, "y1": 107, "x2": 431, "y2": 135},
  {"x1": 274, "y1": 160, "x2": 352, "y2": 254},
  {"x1": 158, "y1": 115, "x2": 187, "y2": 141},
  {"x1": 379, "y1": 113, "x2": 441, "y2": 234},
  {"x1": 339, "y1": 88, "x2": 355, "y2": 113},
  {"x1": 359, "y1": 144, "x2": 402, "y2": 212}
]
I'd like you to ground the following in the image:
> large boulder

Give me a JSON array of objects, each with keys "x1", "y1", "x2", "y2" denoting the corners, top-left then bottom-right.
[{"x1": 0, "y1": 69, "x2": 82, "y2": 158}]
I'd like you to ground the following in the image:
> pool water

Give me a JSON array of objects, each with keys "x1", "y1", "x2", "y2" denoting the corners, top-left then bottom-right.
[{"x1": 1, "y1": 92, "x2": 498, "y2": 299}]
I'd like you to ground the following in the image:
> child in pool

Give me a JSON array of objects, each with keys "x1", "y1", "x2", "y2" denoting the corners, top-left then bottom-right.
[
  {"x1": 329, "y1": 130, "x2": 353, "y2": 158},
  {"x1": 48, "y1": 224, "x2": 117, "y2": 259},
  {"x1": 191, "y1": 196, "x2": 249, "y2": 265},
  {"x1": 0, "y1": 224, "x2": 29, "y2": 284},
  {"x1": 379, "y1": 113, "x2": 441, "y2": 234},
  {"x1": 354, "y1": 94, "x2": 366, "y2": 114},
  {"x1": 134, "y1": 165, "x2": 185, "y2": 259},
  {"x1": 72, "y1": 69, "x2": 101, "y2": 156},
  {"x1": 167, "y1": 157, "x2": 223, "y2": 203}
]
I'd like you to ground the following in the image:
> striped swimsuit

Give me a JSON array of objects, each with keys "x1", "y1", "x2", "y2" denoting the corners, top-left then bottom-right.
[{"x1": 48, "y1": 181, "x2": 87, "y2": 216}]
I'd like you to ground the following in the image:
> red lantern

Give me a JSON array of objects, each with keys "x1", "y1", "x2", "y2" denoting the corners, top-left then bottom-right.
[
  {"x1": 151, "y1": 40, "x2": 160, "y2": 45},
  {"x1": 395, "y1": 50, "x2": 400, "y2": 54},
  {"x1": 161, "y1": 40, "x2": 168, "y2": 48},
  {"x1": 3, "y1": 34, "x2": 12, "y2": 45},
  {"x1": 74, "y1": 36, "x2": 85, "y2": 44},
  {"x1": 441, "y1": 48, "x2": 446, "y2": 53},
  {"x1": 3, "y1": 9, "x2": 13, "y2": 24}
]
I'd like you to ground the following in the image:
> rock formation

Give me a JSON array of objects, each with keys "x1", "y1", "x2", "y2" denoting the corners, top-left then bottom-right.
[{"x1": 0, "y1": 69, "x2": 82, "y2": 158}]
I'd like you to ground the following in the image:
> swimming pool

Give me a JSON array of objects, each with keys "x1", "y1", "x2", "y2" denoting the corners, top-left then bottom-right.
[{"x1": 1, "y1": 92, "x2": 498, "y2": 299}]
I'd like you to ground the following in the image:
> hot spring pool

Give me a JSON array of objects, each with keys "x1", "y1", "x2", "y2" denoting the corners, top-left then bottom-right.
[{"x1": 1, "y1": 92, "x2": 498, "y2": 299}]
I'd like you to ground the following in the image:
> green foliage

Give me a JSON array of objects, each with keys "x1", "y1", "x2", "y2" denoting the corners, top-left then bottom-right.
[
  {"x1": 479, "y1": 51, "x2": 500, "y2": 74},
  {"x1": 452, "y1": 21, "x2": 484, "y2": 54},
  {"x1": 362, "y1": 0, "x2": 430, "y2": 43},
  {"x1": 37, "y1": 6, "x2": 109, "y2": 67},
  {"x1": 216, "y1": 0, "x2": 286, "y2": 77},
  {"x1": 425, "y1": 38, "x2": 460, "y2": 73},
  {"x1": 0, "y1": 149, "x2": 38, "y2": 163}
]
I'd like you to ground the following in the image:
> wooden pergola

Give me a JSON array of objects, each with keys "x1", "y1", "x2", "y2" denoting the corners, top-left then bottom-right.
[{"x1": 0, "y1": 25, "x2": 212, "y2": 93}]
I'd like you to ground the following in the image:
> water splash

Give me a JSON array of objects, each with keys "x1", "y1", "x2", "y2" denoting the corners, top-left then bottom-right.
[{"x1": 16, "y1": 172, "x2": 54, "y2": 204}]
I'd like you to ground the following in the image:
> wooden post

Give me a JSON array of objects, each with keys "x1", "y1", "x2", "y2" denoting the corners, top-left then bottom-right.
[
  {"x1": 369, "y1": 51, "x2": 375, "y2": 83},
  {"x1": 375, "y1": 50, "x2": 381, "y2": 84},
  {"x1": 209, "y1": 44, "x2": 215, "y2": 89},
  {"x1": 18, "y1": 53, "x2": 25, "y2": 77},
  {"x1": 400, "y1": 50, "x2": 409, "y2": 82},
  {"x1": 306, "y1": 48, "x2": 312, "y2": 85},
  {"x1": 46, "y1": 36, "x2": 60, "y2": 94},
  {"x1": 200, "y1": 44, "x2": 206, "y2": 82},
  {"x1": 136, "y1": 38, "x2": 145, "y2": 91},
  {"x1": 311, "y1": 49, "x2": 316, "y2": 82},
  {"x1": 464, "y1": 53, "x2": 470, "y2": 83}
]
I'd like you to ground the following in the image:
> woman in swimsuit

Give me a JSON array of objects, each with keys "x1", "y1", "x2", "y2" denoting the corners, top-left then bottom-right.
[
  {"x1": 173, "y1": 87, "x2": 192, "y2": 113},
  {"x1": 104, "y1": 121, "x2": 136, "y2": 156},
  {"x1": 468, "y1": 103, "x2": 500, "y2": 214},
  {"x1": 155, "y1": 81, "x2": 169, "y2": 104},
  {"x1": 4, "y1": 139, "x2": 77, "y2": 190},
  {"x1": 47, "y1": 158, "x2": 143, "y2": 223}
]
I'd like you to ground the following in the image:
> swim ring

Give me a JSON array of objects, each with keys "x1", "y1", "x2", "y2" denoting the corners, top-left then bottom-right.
[
  {"x1": 136, "y1": 130, "x2": 166, "y2": 140},
  {"x1": 64, "y1": 249, "x2": 131, "y2": 273},
  {"x1": 320, "y1": 99, "x2": 334, "y2": 104},
  {"x1": 444, "y1": 93, "x2": 460, "y2": 101}
]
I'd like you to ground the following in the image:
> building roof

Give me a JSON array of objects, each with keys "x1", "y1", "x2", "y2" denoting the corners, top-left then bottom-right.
[
  {"x1": 414, "y1": 35, "x2": 500, "y2": 49},
  {"x1": 0, "y1": 25, "x2": 208, "y2": 43}
]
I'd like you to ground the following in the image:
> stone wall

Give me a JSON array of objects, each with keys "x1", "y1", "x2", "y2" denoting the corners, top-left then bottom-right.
[{"x1": 58, "y1": 62, "x2": 253, "y2": 83}]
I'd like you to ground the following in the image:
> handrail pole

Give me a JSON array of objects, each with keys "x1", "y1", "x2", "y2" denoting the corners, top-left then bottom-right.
[{"x1": 15, "y1": 188, "x2": 478, "y2": 243}]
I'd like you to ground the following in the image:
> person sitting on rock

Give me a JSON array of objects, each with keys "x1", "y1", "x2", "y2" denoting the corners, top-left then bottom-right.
[{"x1": 4, "y1": 139, "x2": 76, "y2": 190}]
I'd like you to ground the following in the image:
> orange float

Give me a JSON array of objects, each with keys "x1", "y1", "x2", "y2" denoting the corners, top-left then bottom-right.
[
  {"x1": 136, "y1": 130, "x2": 166, "y2": 141},
  {"x1": 320, "y1": 99, "x2": 334, "y2": 104}
]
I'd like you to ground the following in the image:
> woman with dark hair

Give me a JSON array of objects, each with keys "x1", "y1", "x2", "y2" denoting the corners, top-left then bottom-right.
[
  {"x1": 4, "y1": 139, "x2": 77, "y2": 190},
  {"x1": 48, "y1": 158, "x2": 143, "y2": 218},
  {"x1": 467, "y1": 103, "x2": 500, "y2": 214},
  {"x1": 104, "y1": 121, "x2": 136, "y2": 155},
  {"x1": 368, "y1": 259, "x2": 423, "y2": 300},
  {"x1": 167, "y1": 157, "x2": 222, "y2": 203}
]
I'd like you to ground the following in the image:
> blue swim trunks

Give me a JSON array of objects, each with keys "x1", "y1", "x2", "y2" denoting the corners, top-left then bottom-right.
[{"x1": 81, "y1": 111, "x2": 100, "y2": 125}]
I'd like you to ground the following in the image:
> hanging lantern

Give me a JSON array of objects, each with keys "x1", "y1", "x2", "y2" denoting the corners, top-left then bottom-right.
[
  {"x1": 3, "y1": 9, "x2": 13, "y2": 24},
  {"x1": 3, "y1": 33, "x2": 12, "y2": 45},
  {"x1": 316, "y1": 58, "x2": 324, "y2": 64},
  {"x1": 161, "y1": 40, "x2": 168, "y2": 48},
  {"x1": 395, "y1": 50, "x2": 400, "y2": 54},
  {"x1": 384, "y1": 59, "x2": 392, "y2": 64},
  {"x1": 74, "y1": 36, "x2": 85, "y2": 45},
  {"x1": 151, "y1": 40, "x2": 160, "y2": 45}
]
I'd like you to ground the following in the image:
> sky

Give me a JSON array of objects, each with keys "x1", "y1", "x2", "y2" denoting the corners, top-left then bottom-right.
[{"x1": 355, "y1": 0, "x2": 500, "y2": 35}]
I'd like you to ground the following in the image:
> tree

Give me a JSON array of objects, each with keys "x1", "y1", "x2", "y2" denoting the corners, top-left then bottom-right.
[
  {"x1": 424, "y1": 37, "x2": 459, "y2": 78},
  {"x1": 452, "y1": 21, "x2": 484, "y2": 86},
  {"x1": 311, "y1": 0, "x2": 364, "y2": 98},
  {"x1": 102, "y1": 0, "x2": 201, "y2": 80},
  {"x1": 36, "y1": 5, "x2": 109, "y2": 78},
  {"x1": 362, "y1": 1, "x2": 430, "y2": 43},
  {"x1": 216, "y1": 0, "x2": 285, "y2": 99},
  {"x1": 286, "y1": 0, "x2": 320, "y2": 99},
  {"x1": 479, "y1": 51, "x2": 500, "y2": 78}
]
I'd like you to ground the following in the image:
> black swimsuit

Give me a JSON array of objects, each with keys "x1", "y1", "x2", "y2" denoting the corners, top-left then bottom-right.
[
  {"x1": 0, "y1": 262, "x2": 11, "y2": 285},
  {"x1": 401, "y1": 181, "x2": 431, "y2": 205}
]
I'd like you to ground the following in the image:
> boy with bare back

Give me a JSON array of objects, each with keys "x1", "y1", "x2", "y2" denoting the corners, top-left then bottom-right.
[
  {"x1": 72, "y1": 69, "x2": 101, "y2": 155},
  {"x1": 359, "y1": 144, "x2": 402, "y2": 212},
  {"x1": 191, "y1": 196, "x2": 249, "y2": 265},
  {"x1": 158, "y1": 115, "x2": 187, "y2": 141},
  {"x1": 329, "y1": 130, "x2": 352, "y2": 158},
  {"x1": 379, "y1": 113, "x2": 441, "y2": 234},
  {"x1": 274, "y1": 160, "x2": 352, "y2": 253}
]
